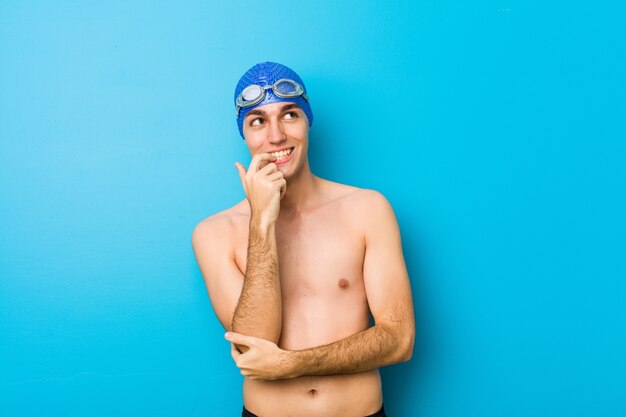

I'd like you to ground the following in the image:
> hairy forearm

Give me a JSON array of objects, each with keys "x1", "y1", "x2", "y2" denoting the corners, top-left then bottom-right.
[
  {"x1": 285, "y1": 320, "x2": 413, "y2": 378},
  {"x1": 231, "y1": 217, "x2": 281, "y2": 343}
]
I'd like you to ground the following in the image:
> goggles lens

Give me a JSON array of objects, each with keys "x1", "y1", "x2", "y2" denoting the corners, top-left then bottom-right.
[
  {"x1": 275, "y1": 79, "x2": 298, "y2": 95},
  {"x1": 241, "y1": 85, "x2": 262, "y2": 102},
  {"x1": 236, "y1": 78, "x2": 308, "y2": 116}
]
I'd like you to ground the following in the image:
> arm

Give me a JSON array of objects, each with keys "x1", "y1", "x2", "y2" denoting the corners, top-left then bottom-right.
[
  {"x1": 192, "y1": 153, "x2": 285, "y2": 352},
  {"x1": 226, "y1": 190, "x2": 415, "y2": 379},
  {"x1": 192, "y1": 216, "x2": 281, "y2": 345},
  {"x1": 192, "y1": 217, "x2": 245, "y2": 332},
  {"x1": 231, "y1": 154, "x2": 285, "y2": 346},
  {"x1": 231, "y1": 217, "x2": 282, "y2": 343}
]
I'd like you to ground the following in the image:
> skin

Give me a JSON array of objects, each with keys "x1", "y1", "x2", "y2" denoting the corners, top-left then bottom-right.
[{"x1": 192, "y1": 101, "x2": 415, "y2": 417}]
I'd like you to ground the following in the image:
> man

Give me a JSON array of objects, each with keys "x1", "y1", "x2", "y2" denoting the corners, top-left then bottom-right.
[{"x1": 192, "y1": 62, "x2": 415, "y2": 417}]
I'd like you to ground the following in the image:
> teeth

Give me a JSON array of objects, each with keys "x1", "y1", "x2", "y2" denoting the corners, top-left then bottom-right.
[{"x1": 270, "y1": 148, "x2": 293, "y2": 159}]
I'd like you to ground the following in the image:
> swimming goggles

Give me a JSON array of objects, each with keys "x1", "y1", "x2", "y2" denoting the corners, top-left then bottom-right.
[{"x1": 235, "y1": 78, "x2": 309, "y2": 116}]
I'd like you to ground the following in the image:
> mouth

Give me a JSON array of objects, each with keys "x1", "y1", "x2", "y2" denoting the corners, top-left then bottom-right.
[{"x1": 269, "y1": 147, "x2": 295, "y2": 164}]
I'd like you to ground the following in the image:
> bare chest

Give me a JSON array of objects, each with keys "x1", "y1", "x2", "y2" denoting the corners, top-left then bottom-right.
[
  {"x1": 276, "y1": 213, "x2": 365, "y2": 297},
  {"x1": 234, "y1": 209, "x2": 365, "y2": 297}
]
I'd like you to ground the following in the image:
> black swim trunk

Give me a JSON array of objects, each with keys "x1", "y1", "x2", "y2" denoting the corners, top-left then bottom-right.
[{"x1": 242, "y1": 404, "x2": 387, "y2": 417}]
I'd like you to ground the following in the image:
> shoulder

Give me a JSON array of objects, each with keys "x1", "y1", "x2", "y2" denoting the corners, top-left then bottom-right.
[
  {"x1": 349, "y1": 188, "x2": 392, "y2": 211},
  {"x1": 329, "y1": 181, "x2": 393, "y2": 215},
  {"x1": 317, "y1": 177, "x2": 391, "y2": 209},
  {"x1": 191, "y1": 200, "x2": 249, "y2": 250},
  {"x1": 351, "y1": 189, "x2": 396, "y2": 234},
  {"x1": 332, "y1": 184, "x2": 397, "y2": 239},
  {"x1": 317, "y1": 179, "x2": 396, "y2": 229}
]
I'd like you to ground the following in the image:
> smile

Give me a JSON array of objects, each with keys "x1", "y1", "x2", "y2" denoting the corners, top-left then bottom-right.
[{"x1": 269, "y1": 147, "x2": 294, "y2": 164}]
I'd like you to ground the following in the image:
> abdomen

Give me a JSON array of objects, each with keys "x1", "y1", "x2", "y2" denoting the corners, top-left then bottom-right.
[{"x1": 243, "y1": 370, "x2": 383, "y2": 417}]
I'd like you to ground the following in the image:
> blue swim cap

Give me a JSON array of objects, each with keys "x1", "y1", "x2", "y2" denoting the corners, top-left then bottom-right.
[{"x1": 234, "y1": 61, "x2": 313, "y2": 138}]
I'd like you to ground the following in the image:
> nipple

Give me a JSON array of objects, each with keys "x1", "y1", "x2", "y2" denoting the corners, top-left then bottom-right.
[{"x1": 338, "y1": 278, "x2": 350, "y2": 289}]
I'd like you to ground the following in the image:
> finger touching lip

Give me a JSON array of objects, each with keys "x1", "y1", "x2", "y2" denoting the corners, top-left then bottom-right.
[{"x1": 252, "y1": 153, "x2": 278, "y2": 171}]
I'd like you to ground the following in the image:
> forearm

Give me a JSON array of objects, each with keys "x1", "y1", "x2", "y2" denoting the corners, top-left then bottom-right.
[
  {"x1": 231, "y1": 217, "x2": 282, "y2": 343},
  {"x1": 284, "y1": 320, "x2": 413, "y2": 378}
]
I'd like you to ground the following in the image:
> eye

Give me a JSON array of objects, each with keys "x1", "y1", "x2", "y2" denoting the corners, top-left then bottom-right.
[
  {"x1": 283, "y1": 111, "x2": 298, "y2": 120},
  {"x1": 250, "y1": 117, "x2": 264, "y2": 126}
]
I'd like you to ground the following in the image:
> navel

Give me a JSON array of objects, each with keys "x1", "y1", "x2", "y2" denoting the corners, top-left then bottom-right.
[
  {"x1": 338, "y1": 278, "x2": 350, "y2": 289},
  {"x1": 308, "y1": 389, "x2": 318, "y2": 397}
]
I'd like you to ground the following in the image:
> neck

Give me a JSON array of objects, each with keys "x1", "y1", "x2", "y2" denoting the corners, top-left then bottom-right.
[{"x1": 278, "y1": 160, "x2": 320, "y2": 216}]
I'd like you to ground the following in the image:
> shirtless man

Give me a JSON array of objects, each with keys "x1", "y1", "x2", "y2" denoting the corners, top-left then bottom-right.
[{"x1": 192, "y1": 62, "x2": 415, "y2": 417}]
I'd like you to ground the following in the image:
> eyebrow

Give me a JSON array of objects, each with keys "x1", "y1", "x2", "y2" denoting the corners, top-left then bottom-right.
[{"x1": 245, "y1": 103, "x2": 301, "y2": 118}]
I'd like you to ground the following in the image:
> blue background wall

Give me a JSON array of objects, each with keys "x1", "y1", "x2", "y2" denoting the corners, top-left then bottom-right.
[{"x1": 1, "y1": 1, "x2": 625, "y2": 416}]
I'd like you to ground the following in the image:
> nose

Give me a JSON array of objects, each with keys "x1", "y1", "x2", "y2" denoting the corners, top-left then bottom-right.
[{"x1": 267, "y1": 119, "x2": 287, "y2": 144}]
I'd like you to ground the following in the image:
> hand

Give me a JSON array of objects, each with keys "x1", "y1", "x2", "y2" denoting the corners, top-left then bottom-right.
[
  {"x1": 235, "y1": 153, "x2": 287, "y2": 226},
  {"x1": 225, "y1": 332, "x2": 295, "y2": 380}
]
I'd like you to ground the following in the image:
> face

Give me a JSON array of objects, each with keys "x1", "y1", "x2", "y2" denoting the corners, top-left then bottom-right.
[{"x1": 242, "y1": 101, "x2": 310, "y2": 178}]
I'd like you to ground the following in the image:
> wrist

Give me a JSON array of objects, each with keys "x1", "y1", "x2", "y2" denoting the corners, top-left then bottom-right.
[
  {"x1": 280, "y1": 350, "x2": 300, "y2": 379},
  {"x1": 250, "y1": 214, "x2": 276, "y2": 234}
]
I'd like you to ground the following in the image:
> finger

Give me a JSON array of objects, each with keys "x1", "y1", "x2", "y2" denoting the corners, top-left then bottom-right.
[
  {"x1": 230, "y1": 342, "x2": 241, "y2": 361},
  {"x1": 257, "y1": 162, "x2": 278, "y2": 175},
  {"x1": 247, "y1": 153, "x2": 268, "y2": 174},
  {"x1": 267, "y1": 171, "x2": 284, "y2": 181},
  {"x1": 225, "y1": 331, "x2": 253, "y2": 347},
  {"x1": 250, "y1": 153, "x2": 277, "y2": 173},
  {"x1": 234, "y1": 162, "x2": 247, "y2": 187},
  {"x1": 277, "y1": 179, "x2": 287, "y2": 199},
  {"x1": 257, "y1": 154, "x2": 279, "y2": 171}
]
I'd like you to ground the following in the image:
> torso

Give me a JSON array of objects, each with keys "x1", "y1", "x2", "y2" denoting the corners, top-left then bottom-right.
[{"x1": 222, "y1": 179, "x2": 382, "y2": 417}]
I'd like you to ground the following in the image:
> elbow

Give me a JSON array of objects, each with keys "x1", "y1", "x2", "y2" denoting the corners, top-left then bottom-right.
[
  {"x1": 401, "y1": 342, "x2": 414, "y2": 362},
  {"x1": 383, "y1": 320, "x2": 415, "y2": 364},
  {"x1": 398, "y1": 343, "x2": 414, "y2": 363},
  {"x1": 398, "y1": 326, "x2": 415, "y2": 363}
]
